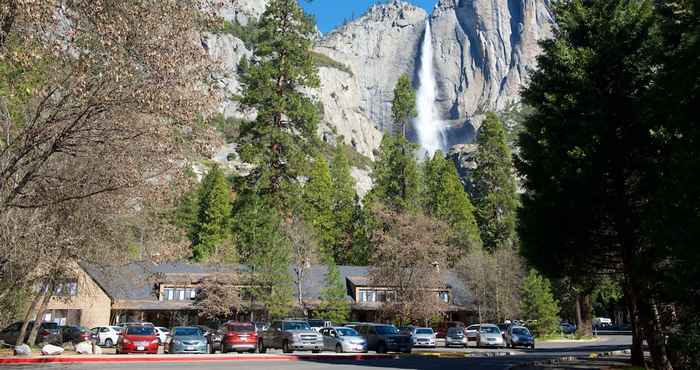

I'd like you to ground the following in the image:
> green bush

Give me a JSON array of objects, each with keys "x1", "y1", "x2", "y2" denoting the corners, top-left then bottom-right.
[
  {"x1": 521, "y1": 269, "x2": 561, "y2": 336},
  {"x1": 310, "y1": 51, "x2": 354, "y2": 77}
]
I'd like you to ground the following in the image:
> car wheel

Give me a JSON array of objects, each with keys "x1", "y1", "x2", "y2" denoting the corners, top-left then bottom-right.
[
  {"x1": 282, "y1": 340, "x2": 292, "y2": 354},
  {"x1": 335, "y1": 344, "x2": 343, "y2": 353},
  {"x1": 249, "y1": 349, "x2": 256, "y2": 354},
  {"x1": 257, "y1": 340, "x2": 267, "y2": 354},
  {"x1": 377, "y1": 342, "x2": 387, "y2": 354},
  {"x1": 105, "y1": 338, "x2": 113, "y2": 347},
  {"x1": 531, "y1": 344, "x2": 535, "y2": 349},
  {"x1": 312, "y1": 350, "x2": 320, "y2": 354},
  {"x1": 402, "y1": 348, "x2": 411, "y2": 354}
]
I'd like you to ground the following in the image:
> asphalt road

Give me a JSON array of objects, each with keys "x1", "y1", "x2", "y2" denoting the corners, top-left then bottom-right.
[{"x1": 0, "y1": 335, "x2": 632, "y2": 370}]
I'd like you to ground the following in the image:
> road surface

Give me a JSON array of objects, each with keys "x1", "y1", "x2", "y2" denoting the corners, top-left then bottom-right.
[{"x1": 0, "y1": 335, "x2": 631, "y2": 370}]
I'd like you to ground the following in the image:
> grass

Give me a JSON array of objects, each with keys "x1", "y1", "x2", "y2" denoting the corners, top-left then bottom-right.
[
  {"x1": 210, "y1": 20, "x2": 260, "y2": 50},
  {"x1": 537, "y1": 333, "x2": 598, "y2": 341},
  {"x1": 310, "y1": 51, "x2": 354, "y2": 77}
]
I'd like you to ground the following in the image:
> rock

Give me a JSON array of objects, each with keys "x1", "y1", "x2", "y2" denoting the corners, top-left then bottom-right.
[
  {"x1": 431, "y1": 0, "x2": 554, "y2": 131},
  {"x1": 13, "y1": 344, "x2": 31, "y2": 356},
  {"x1": 351, "y1": 167, "x2": 374, "y2": 199},
  {"x1": 75, "y1": 341, "x2": 93, "y2": 355},
  {"x1": 92, "y1": 344, "x2": 102, "y2": 355},
  {"x1": 41, "y1": 344, "x2": 64, "y2": 356},
  {"x1": 62, "y1": 342, "x2": 75, "y2": 352}
]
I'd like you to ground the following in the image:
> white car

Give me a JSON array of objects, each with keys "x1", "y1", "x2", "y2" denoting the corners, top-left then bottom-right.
[
  {"x1": 154, "y1": 327, "x2": 170, "y2": 345},
  {"x1": 465, "y1": 324, "x2": 480, "y2": 344},
  {"x1": 92, "y1": 326, "x2": 121, "y2": 347},
  {"x1": 410, "y1": 327, "x2": 436, "y2": 348}
]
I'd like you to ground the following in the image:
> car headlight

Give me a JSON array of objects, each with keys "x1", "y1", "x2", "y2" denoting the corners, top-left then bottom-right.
[
  {"x1": 174, "y1": 340, "x2": 181, "y2": 345},
  {"x1": 512, "y1": 335, "x2": 519, "y2": 341}
]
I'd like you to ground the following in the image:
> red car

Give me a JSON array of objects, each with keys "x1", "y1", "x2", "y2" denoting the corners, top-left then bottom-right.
[
  {"x1": 117, "y1": 325, "x2": 159, "y2": 354},
  {"x1": 222, "y1": 322, "x2": 257, "y2": 353}
]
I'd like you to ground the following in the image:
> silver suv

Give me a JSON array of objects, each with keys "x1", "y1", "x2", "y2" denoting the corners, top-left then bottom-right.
[{"x1": 258, "y1": 320, "x2": 323, "y2": 353}]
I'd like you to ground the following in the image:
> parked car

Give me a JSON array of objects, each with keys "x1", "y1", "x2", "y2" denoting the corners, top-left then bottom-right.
[
  {"x1": 258, "y1": 319, "x2": 323, "y2": 354},
  {"x1": 435, "y1": 321, "x2": 464, "y2": 339},
  {"x1": 497, "y1": 323, "x2": 511, "y2": 337},
  {"x1": 222, "y1": 322, "x2": 257, "y2": 353},
  {"x1": 319, "y1": 326, "x2": 367, "y2": 353},
  {"x1": 505, "y1": 326, "x2": 535, "y2": 349},
  {"x1": 0, "y1": 321, "x2": 61, "y2": 345},
  {"x1": 308, "y1": 319, "x2": 332, "y2": 332},
  {"x1": 154, "y1": 327, "x2": 170, "y2": 345},
  {"x1": 355, "y1": 323, "x2": 412, "y2": 354},
  {"x1": 410, "y1": 327, "x2": 436, "y2": 348},
  {"x1": 254, "y1": 322, "x2": 269, "y2": 333},
  {"x1": 60, "y1": 325, "x2": 92, "y2": 344},
  {"x1": 397, "y1": 326, "x2": 415, "y2": 336},
  {"x1": 560, "y1": 321, "x2": 576, "y2": 334},
  {"x1": 117, "y1": 324, "x2": 159, "y2": 354},
  {"x1": 445, "y1": 327, "x2": 468, "y2": 348},
  {"x1": 193, "y1": 325, "x2": 222, "y2": 353},
  {"x1": 465, "y1": 324, "x2": 480, "y2": 343},
  {"x1": 91, "y1": 326, "x2": 121, "y2": 347},
  {"x1": 168, "y1": 327, "x2": 209, "y2": 354},
  {"x1": 477, "y1": 324, "x2": 506, "y2": 348}
]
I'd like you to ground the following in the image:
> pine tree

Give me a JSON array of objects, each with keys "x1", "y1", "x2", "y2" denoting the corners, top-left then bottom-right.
[
  {"x1": 521, "y1": 269, "x2": 561, "y2": 336},
  {"x1": 369, "y1": 134, "x2": 420, "y2": 211},
  {"x1": 423, "y1": 151, "x2": 481, "y2": 251},
  {"x1": 301, "y1": 154, "x2": 335, "y2": 260},
  {"x1": 329, "y1": 145, "x2": 358, "y2": 264},
  {"x1": 237, "y1": 0, "x2": 320, "y2": 204},
  {"x1": 191, "y1": 165, "x2": 234, "y2": 262},
  {"x1": 472, "y1": 112, "x2": 518, "y2": 251},
  {"x1": 316, "y1": 263, "x2": 350, "y2": 323},
  {"x1": 231, "y1": 191, "x2": 293, "y2": 318},
  {"x1": 391, "y1": 74, "x2": 417, "y2": 138}
]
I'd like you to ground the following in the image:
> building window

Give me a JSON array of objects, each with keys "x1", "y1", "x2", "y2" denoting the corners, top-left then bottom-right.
[
  {"x1": 162, "y1": 287, "x2": 198, "y2": 301},
  {"x1": 439, "y1": 291, "x2": 450, "y2": 303},
  {"x1": 54, "y1": 280, "x2": 78, "y2": 297}
]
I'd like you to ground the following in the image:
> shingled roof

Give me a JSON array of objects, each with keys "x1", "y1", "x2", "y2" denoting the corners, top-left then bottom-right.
[{"x1": 80, "y1": 263, "x2": 474, "y2": 311}]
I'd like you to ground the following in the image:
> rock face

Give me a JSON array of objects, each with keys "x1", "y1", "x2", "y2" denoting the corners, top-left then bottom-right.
[
  {"x1": 431, "y1": 0, "x2": 553, "y2": 132},
  {"x1": 314, "y1": 1, "x2": 428, "y2": 157}
]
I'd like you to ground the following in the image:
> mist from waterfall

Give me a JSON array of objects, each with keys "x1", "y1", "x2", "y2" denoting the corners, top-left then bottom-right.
[{"x1": 415, "y1": 19, "x2": 446, "y2": 158}]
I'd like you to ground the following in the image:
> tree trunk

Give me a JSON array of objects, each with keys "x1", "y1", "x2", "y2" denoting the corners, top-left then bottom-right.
[
  {"x1": 27, "y1": 286, "x2": 53, "y2": 346},
  {"x1": 623, "y1": 285, "x2": 645, "y2": 366},
  {"x1": 16, "y1": 290, "x2": 45, "y2": 346},
  {"x1": 575, "y1": 292, "x2": 594, "y2": 337},
  {"x1": 640, "y1": 298, "x2": 673, "y2": 370}
]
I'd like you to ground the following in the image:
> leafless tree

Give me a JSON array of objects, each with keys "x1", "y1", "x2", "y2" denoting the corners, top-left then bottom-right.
[
  {"x1": 369, "y1": 208, "x2": 449, "y2": 325},
  {"x1": 195, "y1": 276, "x2": 241, "y2": 320},
  {"x1": 282, "y1": 216, "x2": 319, "y2": 317}
]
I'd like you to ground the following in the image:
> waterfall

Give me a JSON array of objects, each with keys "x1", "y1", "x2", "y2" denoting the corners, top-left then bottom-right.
[{"x1": 415, "y1": 19, "x2": 446, "y2": 157}]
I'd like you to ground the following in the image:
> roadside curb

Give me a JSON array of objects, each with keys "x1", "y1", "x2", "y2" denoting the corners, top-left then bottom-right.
[
  {"x1": 415, "y1": 351, "x2": 519, "y2": 359},
  {"x1": 0, "y1": 353, "x2": 394, "y2": 365}
]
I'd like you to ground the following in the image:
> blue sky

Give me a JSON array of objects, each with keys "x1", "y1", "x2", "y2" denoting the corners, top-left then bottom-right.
[{"x1": 301, "y1": 1, "x2": 437, "y2": 34}]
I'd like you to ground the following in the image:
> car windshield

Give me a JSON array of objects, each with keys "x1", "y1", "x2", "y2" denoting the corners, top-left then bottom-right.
[
  {"x1": 127, "y1": 326, "x2": 155, "y2": 336},
  {"x1": 512, "y1": 328, "x2": 530, "y2": 336},
  {"x1": 42, "y1": 323, "x2": 58, "y2": 329},
  {"x1": 375, "y1": 326, "x2": 399, "y2": 335},
  {"x1": 480, "y1": 326, "x2": 500, "y2": 334},
  {"x1": 308, "y1": 320, "x2": 325, "y2": 327},
  {"x1": 174, "y1": 328, "x2": 202, "y2": 336},
  {"x1": 447, "y1": 328, "x2": 463, "y2": 335},
  {"x1": 416, "y1": 329, "x2": 433, "y2": 335},
  {"x1": 229, "y1": 324, "x2": 255, "y2": 333},
  {"x1": 336, "y1": 328, "x2": 359, "y2": 337},
  {"x1": 284, "y1": 322, "x2": 311, "y2": 331}
]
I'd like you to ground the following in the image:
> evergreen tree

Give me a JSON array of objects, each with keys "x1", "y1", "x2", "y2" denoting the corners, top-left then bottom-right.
[
  {"x1": 423, "y1": 151, "x2": 481, "y2": 251},
  {"x1": 369, "y1": 134, "x2": 420, "y2": 211},
  {"x1": 231, "y1": 191, "x2": 293, "y2": 318},
  {"x1": 237, "y1": 0, "x2": 320, "y2": 204},
  {"x1": 521, "y1": 269, "x2": 560, "y2": 336},
  {"x1": 391, "y1": 74, "x2": 417, "y2": 138},
  {"x1": 315, "y1": 263, "x2": 350, "y2": 323},
  {"x1": 329, "y1": 145, "x2": 358, "y2": 264},
  {"x1": 301, "y1": 155, "x2": 335, "y2": 259},
  {"x1": 191, "y1": 165, "x2": 234, "y2": 262},
  {"x1": 472, "y1": 112, "x2": 518, "y2": 251}
]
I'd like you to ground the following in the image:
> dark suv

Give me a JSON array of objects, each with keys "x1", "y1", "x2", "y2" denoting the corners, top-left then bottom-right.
[
  {"x1": 355, "y1": 323, "x2": 412, "y2": 353},
  {"x1": 258, "y1": 320, "x2": 323, "y2": 353},
  {"x1": 0, "y1": 321, "x2": 61, "y2": 345}
]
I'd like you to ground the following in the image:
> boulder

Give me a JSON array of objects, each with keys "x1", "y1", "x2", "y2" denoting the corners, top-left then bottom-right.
[
  {"x1": 92, "y1": 344, "x2": 103, "y2": 355},
  {"x1": 75, "y1": 341, "x2": 93, "y2": 355},
  {"x1": 41, "y1": 344, "x2": 64, "y2": 356},
  {"x1": 13, "y1": 344, "x2": 31, "y2": 356}
]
